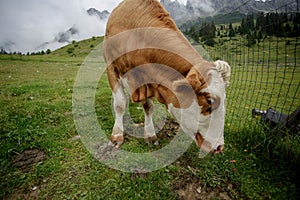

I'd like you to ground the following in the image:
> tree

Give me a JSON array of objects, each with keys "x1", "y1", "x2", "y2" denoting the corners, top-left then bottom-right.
[
  {"x1": 67, "y1": 47, "x2": 75, "y2": 54},
  {"x1": 204, "y1": 37, "x2": 216, "y2": 47},
  {"x1": 198, "y1": 22, "x2": 216, "y2": 47},
  {"x1": 0, "y1": 49, "x2": 8, "y2": 55},
  {"x1": 228, "y1": 23, "x2": 236, "y2": 37},
  {"x1": 257, "y1": 30, "x2": 263, "y2": 43},
  {"x1": 189, "y1": 25, "x2": 199, "y2": 43},
  {"x1": 246, "y1": 15, "x2": 255, "y2": 30},
  {"x1": 292, "y1": 24, "x2": 300, "y2": 37},
  {"x1": 246, "y1": 32, "x2": 256, "y2": 47},
  {"x1": 285, "y1": 23, "x2": 292, "y2": 37}
]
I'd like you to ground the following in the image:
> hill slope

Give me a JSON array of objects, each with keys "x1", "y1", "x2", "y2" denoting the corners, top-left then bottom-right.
[{"x1": 50, "y1": 36, "x2": 104, "y2": 58}]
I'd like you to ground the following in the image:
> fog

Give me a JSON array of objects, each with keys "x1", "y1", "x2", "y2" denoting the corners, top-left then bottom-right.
[
  {"x1": 0, "y1": 0, "x2": 121, "y2": 53},
  {"x1": 0, "y1": 0, "x2": 188, "y2": 53}
]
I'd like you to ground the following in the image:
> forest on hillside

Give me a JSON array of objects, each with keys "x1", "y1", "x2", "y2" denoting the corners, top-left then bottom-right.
[{"x1": 182, "y1": 12, "x2": 300, "y2": 47}]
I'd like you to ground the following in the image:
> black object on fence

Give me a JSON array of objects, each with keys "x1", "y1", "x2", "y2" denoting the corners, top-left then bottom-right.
[{"x1": 252, "y1": 107, "x2": 300, "y2": 133}]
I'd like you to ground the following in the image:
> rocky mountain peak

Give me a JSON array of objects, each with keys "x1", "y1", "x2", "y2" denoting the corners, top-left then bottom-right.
[
  {"x1": 161, "y1": 0, "x2": 298, "y2": 25},
  {"x1": 87, "y1": 8, "x2": 110, "y2": 20}
]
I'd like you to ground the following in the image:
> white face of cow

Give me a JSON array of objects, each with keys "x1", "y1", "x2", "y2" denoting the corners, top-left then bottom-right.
[{"x1": 169, "y1": 65, "x2": 226, "y2": 154}]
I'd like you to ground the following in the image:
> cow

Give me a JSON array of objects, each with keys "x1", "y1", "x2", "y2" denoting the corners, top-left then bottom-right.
[{"x1": 103, "y1": 0, "x2": 231, "y2": 154}]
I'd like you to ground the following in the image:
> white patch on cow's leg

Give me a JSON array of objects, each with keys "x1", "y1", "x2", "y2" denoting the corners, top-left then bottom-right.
[
  {"x1": 111, "y1": 85, "x2": 126, "y2": 148},
  {"x1": 142, "y1": 99, "x2": 158, "y2": 146}
]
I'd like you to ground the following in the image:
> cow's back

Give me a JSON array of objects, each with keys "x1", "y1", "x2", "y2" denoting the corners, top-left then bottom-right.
[
  {"x1": 105, "y1": 0, "x2": 178, "y2": 37},
  {"x1": 104, "y1": 0, "x2": 208, "y2": 104}
]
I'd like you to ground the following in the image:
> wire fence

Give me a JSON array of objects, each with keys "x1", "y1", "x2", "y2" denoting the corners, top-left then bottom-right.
[
  {"x1": 207, "y1": 33, "x2": 300, "y2": 135},
  {"x1": 183, "y1": 3, "x2": 299, "y2": 139},
  {"x1": 186, "y1": 3, "x2": 300, "y2": 161},
  {"x1": 176, "y1": 0, "x2": 300, "y2": 161}
]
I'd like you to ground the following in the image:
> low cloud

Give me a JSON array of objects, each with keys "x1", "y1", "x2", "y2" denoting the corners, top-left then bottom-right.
[
  {"x1": 187, "y1": 0, "x2": 215, "y2": 14},
  {"x1": 0, "y1": 0, "x2": 121, "y2": 53},
  {"x1": 0, "y1": 0, "x2": 191, "y2": 53}
]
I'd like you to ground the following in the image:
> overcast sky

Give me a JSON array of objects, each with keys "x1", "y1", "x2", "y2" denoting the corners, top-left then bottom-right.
[{"x1": 0, "y1": 0, "x2": 187, "y2": 53}]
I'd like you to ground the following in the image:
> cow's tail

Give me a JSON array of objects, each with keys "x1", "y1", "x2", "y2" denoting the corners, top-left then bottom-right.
[{"x1": 214, "y1": 60, "x2": 231, "y2": 87}]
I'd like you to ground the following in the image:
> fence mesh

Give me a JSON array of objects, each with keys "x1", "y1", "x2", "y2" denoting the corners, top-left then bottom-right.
[
  {"x1": 180, "y1": 1, "x2": 300, "y2": 160},
  {"x1": 177, "y1": 1, "x2": 299, "y2": 137},
  {"x1": 208, "y1": 34, "x2": 299, "y2": 135}
]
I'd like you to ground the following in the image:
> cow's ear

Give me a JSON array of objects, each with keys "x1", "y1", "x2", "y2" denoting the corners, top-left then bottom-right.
[
  {"x1": 173, "y1": 79, "x2": 193, "y2": 94},
  {"x1": 186, "y1": 68, "x2": 207, "y2": 93},
  {"x1": 172, "y1": 79, "x2": 195, "y2": 107}
]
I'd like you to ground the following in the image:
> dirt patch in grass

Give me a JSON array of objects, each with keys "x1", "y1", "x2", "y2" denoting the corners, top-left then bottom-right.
[
  {"x1": 11, "y1": 149, "x2": 47, "y2": 172},
  {"x1": 172, "y1": 171, "x2": 232, "y2": 200},
  {"x1": 8, "y1": 189, "x2": 40, "y2": 200},
  {"x1": 8, "y1": 149, "x2": 47, "y2": 199},
  {"x1": 157, "y1": 118, "x2": 180, "y2": 139}
]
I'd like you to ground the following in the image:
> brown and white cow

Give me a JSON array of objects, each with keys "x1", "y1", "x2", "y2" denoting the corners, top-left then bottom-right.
[{"x1": 103, "y1": 0, "x2": 230, "y2": 153}]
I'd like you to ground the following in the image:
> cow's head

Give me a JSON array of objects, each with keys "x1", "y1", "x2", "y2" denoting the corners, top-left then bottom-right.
[{"x1": 170, "y1": 61, "x2": 226, "y2": 154}]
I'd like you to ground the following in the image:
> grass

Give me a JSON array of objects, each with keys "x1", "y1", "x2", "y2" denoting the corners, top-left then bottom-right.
[{"x1": 0, "y1": 35, "x2": 299, "y2": 199}]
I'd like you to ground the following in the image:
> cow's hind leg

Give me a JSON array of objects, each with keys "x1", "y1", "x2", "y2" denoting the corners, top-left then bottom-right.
[
  {"x1": 142, "y1": 99, "x2": 159, "y2": 146},
  {"x1": 107, "y1": 64, "x2": 127, "y2": 148},
  {"x1": 110, "y1": 83, "x2": 127, "y2": 148}
]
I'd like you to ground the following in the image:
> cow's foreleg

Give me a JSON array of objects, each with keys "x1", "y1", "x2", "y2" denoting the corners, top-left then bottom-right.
[{"x1": 142, "y1": 99, "x2": 159, "y2": 146}]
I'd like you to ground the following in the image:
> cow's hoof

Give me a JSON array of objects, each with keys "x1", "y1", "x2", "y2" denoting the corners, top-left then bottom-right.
[
  {"x1": 145, "y1": 135, "x2": 159, "y2": 146},
  {"x1": 110, "y1": 135, "x2": 124, "y2": 148}
]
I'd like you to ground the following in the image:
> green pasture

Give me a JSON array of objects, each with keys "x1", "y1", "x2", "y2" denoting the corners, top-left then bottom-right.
[{"x1": 0, "y1": 36, "x2": 299, "y2": 199}]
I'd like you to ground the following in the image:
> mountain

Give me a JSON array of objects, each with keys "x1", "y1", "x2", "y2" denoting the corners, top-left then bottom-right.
[
  {"x1": 87, "y1": 8, "x2": 110, "y2": 20},
  {"x1": 161, "y1": 0, "x2": 299, "y2": 25},
  {"x1": 36, "y1": 8, "x2": 109, "y2": 52},
  {"x1": 56, "y1": 26, "x2": 79, "y2": 43},
  {"x1": 160, "y1": 0, "x2": 188, "y2": 24},
  {"x1": 53, "y1": 8, "x2": 109, "y2": 43},
  {"x1": 208, "y1": 0, "x2": 298, "y2": 14},
  {"x1": 0, "y1": 7, "x2": 110, "y2": 53}
]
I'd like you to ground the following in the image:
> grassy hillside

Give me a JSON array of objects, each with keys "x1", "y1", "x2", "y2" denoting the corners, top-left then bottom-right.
[
  {"x1": 50, "y1": 36, "x2": 104, "y2": 58},
  {"x1": 0, "y1": 35, "x2": 299, "y2": 199},
  {"x1": 0, "y1": 36, "x2": 104, "y2": 63}
]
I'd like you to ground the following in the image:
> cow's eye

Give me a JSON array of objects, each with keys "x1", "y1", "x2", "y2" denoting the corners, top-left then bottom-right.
[{"x1": 207, "y1": 99, "x2": 213, "y2": 105}]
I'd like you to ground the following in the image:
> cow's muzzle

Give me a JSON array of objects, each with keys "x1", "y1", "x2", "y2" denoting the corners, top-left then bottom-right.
[
  {"x1": 195, "y1": 132, "x2": 224, "y2": 154},
  {"x1": 211, "y1": 144, "x2": 224, "y2": 154}
]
